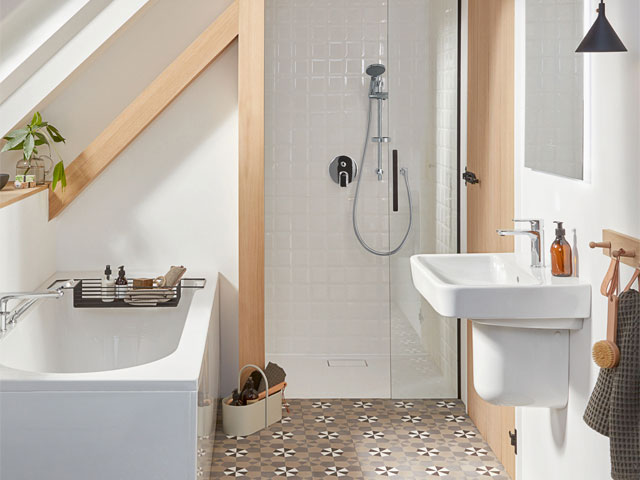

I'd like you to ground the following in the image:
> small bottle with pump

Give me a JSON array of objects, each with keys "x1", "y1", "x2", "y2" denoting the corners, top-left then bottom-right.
[
  {"x1": 550, "y1": 221, "x2": 572, "y2": 277},
  {"x1": 115, "y1": 265, "x2": 128, "y2": 299},
  {"x1": 101, "y1": 264, "x2": 115, "y2": 303}
]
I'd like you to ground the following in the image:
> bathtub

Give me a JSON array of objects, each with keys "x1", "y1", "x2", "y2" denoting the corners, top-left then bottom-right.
[{"x1": 0, "y1": 272, "x2": 219, "y2": 480}]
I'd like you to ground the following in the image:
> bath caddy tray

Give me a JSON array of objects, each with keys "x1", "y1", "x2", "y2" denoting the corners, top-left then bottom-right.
[{"x1": 71, "y1": 278, "x2": 205, "y2": 308}]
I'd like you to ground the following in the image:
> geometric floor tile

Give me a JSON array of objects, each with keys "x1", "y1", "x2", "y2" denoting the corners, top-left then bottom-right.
[
  {"x1": 325, "y1": 466, "x2": 349, "y2": 476},
  {"x1": 426, "y1": 465, "x2": 450, "y2": 476},
  {"x1": 476, "y1": 466, "x2": 502, "y2": 477},
  {"x1": 321, "y1": 447, "x2": 343, "y2": 457},
  {"x1": 274, "y1": 466, "x2": 299, "y2": 477},
  {"x1": 315, "y1": 415, "x2": 335, "y2": 423},
  {"x1": 401, "y1": 415, "x2": 422, "y2": 423},
  {"x1": 203, "y1": 399, "x2": 509, "y2": 480},
  {"x1": 417, "y1": 447, "x2": 440, "y2": 456},
  {"x1": 464, "y1": 447, "x2": 488, "y2": 457},
  {"x1": 445, "y1": 415, "x2": 467, "y2": 423},
  {"x1": 224, "y1": 448, "x2": 248, "y2": 457},
  {"x1": 273, "y1": 447, "x2": 296, "y2": 457},
  {"x1": 223, "y1": 466, "x2": 248, "y2": 477},
  {"x1": 358, "y1": 415, "x2": 379, "y2": 423},
  {"x1": 375, "y1": 466, "x2": 399, "y2": 476},
  {"x1": 369, "y1": 447, "x2": 392, "y2": 457}
]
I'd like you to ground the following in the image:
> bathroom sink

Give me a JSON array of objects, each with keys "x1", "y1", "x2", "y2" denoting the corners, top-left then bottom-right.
[
  {"x1": 410, "y1": 253, "x2": 591, "y2": 324},
  {"x1": 411, "y1": 253, "x2": 592, "y2": 407}
]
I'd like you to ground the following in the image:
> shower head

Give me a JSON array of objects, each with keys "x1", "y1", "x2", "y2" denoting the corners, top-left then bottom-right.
[{"x1": 366, "y1": 64, "x2": 386, "y2": 78}]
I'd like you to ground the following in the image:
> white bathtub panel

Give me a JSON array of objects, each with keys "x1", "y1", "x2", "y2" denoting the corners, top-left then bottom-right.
[{"x1": 0, "y1": 391, "x2": 197, "y2": 480}]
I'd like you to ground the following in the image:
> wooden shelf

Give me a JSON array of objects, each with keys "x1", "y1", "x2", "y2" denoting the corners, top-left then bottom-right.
[{"x1": 0, "y1": 183, "x2": 49, "y2": 210}]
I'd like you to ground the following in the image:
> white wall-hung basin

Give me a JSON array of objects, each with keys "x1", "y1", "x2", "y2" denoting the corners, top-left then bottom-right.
[{"x1": 410, "y1": 253, "x2": 592, "y2": 408}]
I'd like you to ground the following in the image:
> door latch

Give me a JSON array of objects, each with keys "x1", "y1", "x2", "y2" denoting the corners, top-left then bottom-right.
[
  {"x1": 462, "y1": 167, "x2": 479, "y2": 186},
  {"x1": 509, "y1": 429, "x2": 517, "y2": 455}
]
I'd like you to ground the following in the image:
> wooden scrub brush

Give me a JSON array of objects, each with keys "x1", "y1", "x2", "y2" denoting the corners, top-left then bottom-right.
[{"x1": 592, "y1": 257, "x2": 620, "y2": 368}]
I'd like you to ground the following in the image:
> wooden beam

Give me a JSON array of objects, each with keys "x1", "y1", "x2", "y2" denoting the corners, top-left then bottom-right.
[
  {"x1": 49, "y1": 1, "x2": 239, "y2": 219},
  {"x1": 238, "y1": 0, "x2": 265, "y2": 372}
]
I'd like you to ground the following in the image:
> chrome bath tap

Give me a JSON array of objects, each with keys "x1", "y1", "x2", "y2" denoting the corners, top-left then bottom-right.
[
  {"x1": 497, "y1": 219, "x2": 545, "y2": 268},
  {"x1": 0, "y1": 281, "x2": 76, "y2": 332}
]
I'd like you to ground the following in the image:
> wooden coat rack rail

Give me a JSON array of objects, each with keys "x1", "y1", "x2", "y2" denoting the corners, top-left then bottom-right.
[{"x1": 589, "y1": 229, "x2": 640, "y2": 268}]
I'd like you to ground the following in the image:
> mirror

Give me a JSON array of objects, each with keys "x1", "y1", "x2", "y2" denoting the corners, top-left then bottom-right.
[{"x1": 525, "y1": 0, "x2": 584, "y2": 179}]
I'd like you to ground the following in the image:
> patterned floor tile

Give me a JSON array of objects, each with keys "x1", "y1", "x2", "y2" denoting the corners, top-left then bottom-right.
[{"x1": 201, "y1": 398, "x2": 509, "y2": 480}]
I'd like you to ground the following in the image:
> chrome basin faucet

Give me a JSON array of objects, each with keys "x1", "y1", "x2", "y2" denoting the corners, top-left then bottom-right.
[
  {"x1": 497, "y1": 219, "x2": 544, "y2": 268},
  {"x1": 0, "y1": 281, "x2": 76, "y2": 332}
]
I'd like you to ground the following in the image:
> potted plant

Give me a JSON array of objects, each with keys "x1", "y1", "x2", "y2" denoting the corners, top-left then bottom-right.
[{"x1": 1, "y1": 112, "x2": 66, "y2": 191}]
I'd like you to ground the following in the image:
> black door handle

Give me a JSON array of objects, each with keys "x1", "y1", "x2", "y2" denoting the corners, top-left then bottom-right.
[
  {"x1": 392, "y1": 150, "x2": 398, "y2": 212},
  {"x1": 462, "y1": 167, "x2": 479, "y2": 186}
]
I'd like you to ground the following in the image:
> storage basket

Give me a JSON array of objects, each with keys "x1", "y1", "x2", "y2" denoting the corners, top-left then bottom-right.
[{"x1": 222, "y1": 364, "x2": 283, "y2": 437}]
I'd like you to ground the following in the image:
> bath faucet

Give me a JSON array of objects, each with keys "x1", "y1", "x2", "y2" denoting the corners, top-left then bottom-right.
[
  {"x1": 0, "y1": 281, "x2": 76, "y2": 332},
  {"x1": 497, "y1": 219, "x2": 544, "y2": 268}
]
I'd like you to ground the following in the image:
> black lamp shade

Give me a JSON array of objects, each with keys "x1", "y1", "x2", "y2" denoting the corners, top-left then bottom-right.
[{"x1": 576, "y1": 1, "x2": 627, "y2": 52}]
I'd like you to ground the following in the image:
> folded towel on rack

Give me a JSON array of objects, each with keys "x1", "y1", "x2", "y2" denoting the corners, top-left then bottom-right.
[
  {"x1": 584, "y1": 289, "x2": 640, "y2": 480},
  {"x1": 123, "y1": 288, "x2": 175, "y2": 306},
  {"x1": 161, "y1": 266, "x2": 187, "y2": 287}
]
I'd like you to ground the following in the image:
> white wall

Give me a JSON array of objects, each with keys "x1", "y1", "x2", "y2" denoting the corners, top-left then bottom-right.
[
  {"x1": 0, "y1": 0, "x2": 240, "y2": 393},
  {"x1": 514, "y1": 1, "x2": 640, "y2": 478},
  {"x1": 0, "y1": 191, "x2": 56, "y2": 292}
]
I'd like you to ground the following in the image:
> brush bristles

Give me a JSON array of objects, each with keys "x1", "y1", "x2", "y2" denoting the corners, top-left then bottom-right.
[{"x1": 592, "y1": 340, "x2": 620, "y2": 369}]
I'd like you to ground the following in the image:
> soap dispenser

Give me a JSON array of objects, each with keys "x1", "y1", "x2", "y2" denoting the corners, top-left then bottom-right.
[
  {"x1": 550, "y1": 221, "x2": 572, "y2": 277},
  {"x1": 101, "y1": 264, "x2": 115, "y2": 303},
  {"x1": 115, "y1": 265, "x2": 128, "y2": 299}
]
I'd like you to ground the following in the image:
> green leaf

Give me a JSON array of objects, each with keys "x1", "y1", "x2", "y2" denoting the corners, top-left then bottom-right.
[
  {"x1": 3, "y1": 127, "x2": 28, "y2": 141},
  {"x1": 30, "y1": 111, "x2": 42, "y2": 127},
  {"x1": 46, "y1": 124, "x2": 65, "y2": 143},
  {"x1": 52, "y1": 161, "x2": 66, "y2": 192},
  {"x1": 1, "y1": 130, "x2": 28, "y2": 152},
  {"x1": 23, "y1": 133, "x2": 35, "y2": 160},
  {"x1": 34, "y1": 132, "x2": 48, "y2": 146}
]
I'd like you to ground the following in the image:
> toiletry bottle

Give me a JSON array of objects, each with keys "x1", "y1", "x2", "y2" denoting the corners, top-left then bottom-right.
[
  {"x1": 101, "y1": 264, "x2": 115, "y2": 303},
  {"x1": 115, "y1": 265, "x2": 128, "y2": 299},
  {"x1": 551, "y1": 221, "x2": 572, "y2": 277}
]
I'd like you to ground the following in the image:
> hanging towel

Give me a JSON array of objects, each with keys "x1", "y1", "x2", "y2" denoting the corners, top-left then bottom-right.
[{"x1": 584, "y1": 289, "x2": 640, "y2": 480}]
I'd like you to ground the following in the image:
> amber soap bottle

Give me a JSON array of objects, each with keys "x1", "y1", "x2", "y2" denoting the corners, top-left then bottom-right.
[{"x1": 550, "y1": 221, "x2": 572, "y2": 277}]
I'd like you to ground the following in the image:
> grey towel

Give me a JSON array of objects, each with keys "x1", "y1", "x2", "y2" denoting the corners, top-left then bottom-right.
[{"x1": 584, "y1": 289, "x2": 640, "y2": 479}]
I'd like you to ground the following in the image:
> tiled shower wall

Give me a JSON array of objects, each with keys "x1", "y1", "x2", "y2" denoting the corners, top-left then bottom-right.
[
  {"x1": 265, "y1": 0, "x2": 458, "y2": 398},
  {"x1": 265, "y1": 0, "x2": 390, "y2": 358}
]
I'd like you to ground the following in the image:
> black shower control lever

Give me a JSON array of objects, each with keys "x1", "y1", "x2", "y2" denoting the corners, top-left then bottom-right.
[
  {"x1": 462, "y1": 167, "x2": 479, "y2": 186},
  {"x1": 329, "y1": 155, "x2": 357, "y2": 187}
]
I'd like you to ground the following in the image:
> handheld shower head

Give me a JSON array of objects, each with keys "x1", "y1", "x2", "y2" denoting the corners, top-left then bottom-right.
[{"x1": 366, "y1": 64, "x2": 386, "y2": 78}]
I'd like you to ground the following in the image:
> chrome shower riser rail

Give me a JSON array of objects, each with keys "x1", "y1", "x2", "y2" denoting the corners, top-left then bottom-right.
[{"x1": 352, "y1": 96, "x2": 413, "y2": 257}]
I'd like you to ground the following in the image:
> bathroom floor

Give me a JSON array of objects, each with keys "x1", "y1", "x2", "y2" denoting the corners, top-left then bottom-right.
[{"x1": 199, "y1": 399, "x2": 508, "y2": 479}]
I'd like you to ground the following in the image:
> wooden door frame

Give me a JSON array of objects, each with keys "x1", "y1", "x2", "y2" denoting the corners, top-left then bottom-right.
[
  {"x1": 238, "y1": 0, "x2": 265, "y2": 371},
  {"x1": 466, "y1": 0, "x2": 516, "y2": 478}
]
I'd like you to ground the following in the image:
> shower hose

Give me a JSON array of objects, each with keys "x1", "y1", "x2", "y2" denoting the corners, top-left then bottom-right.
[{"x1": 352, "y1": 98, "x2": 413, "y2": 256}]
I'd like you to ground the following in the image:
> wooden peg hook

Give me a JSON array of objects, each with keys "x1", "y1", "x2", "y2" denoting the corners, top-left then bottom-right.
[
  {"x1": 612, "y1": 248, "x2": 636, "y2": 259},
  {"x1": 589, "y1": 241, "x2": 611, "y2": 249}
]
